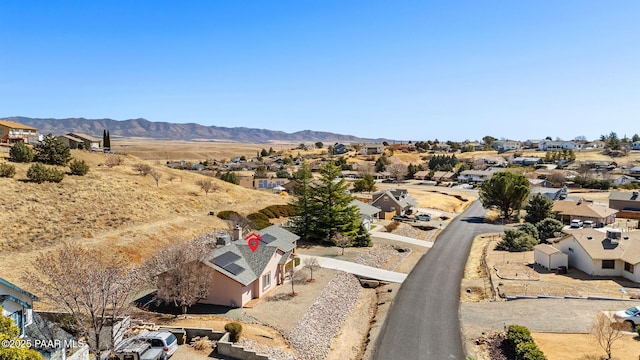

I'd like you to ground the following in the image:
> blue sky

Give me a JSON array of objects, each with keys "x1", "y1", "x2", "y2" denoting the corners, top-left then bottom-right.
[{"x1": 1, "y1": 1, "x2": 638, "y2": 141}]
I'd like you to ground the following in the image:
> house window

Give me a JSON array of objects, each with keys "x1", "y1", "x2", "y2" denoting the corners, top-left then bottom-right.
[
  {"x1": 262, "y1": 272, "x2": 271, "y2": 291},
  {"x1": 602, "y1": 260, "x2": 615, "y2": 269},
  {"x1": 625, "y1": 262, "x2": 635, "y2": 273},
  {"x1": 383, "y1": 196, "x2": 389, "y2": 201}
]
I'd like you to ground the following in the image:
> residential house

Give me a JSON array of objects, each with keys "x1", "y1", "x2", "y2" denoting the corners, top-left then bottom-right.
[
  {"x1": 432, "y1": 171, "x2": 457, "y2": 182},
  {"x1": 371, "y1": 189, "x2": 417, "y2": 219},
  {"x1": 1, "y1": 277, "x2": 89, "y2": 359},
  {"x1": 56, "y1": 134, "x2": 86, "y2": 149},
  {"x1": 533, "y1": 244, "x2": 568, "y2": 270},
  {"x1": 413, "y1": 170, "x2": 431, "y2": 180},
  {"x1": 528, "y1": 179, "x2": 553, "y2": 188},
  {"x1": 530, "y1": 185, "x2": 567, "y2": 201},
  {"x1": 239, "y1": 175, "x2": 289, "y2": 190},
  {"x1": 547, "y1": 228, "x2": 640, "y2": 282},
  {"x1": 332, "y1": 143, "x2": 349, "y2": 155},
  {"x1": 608, "y1": 174, "x2": 639, "y2": 187},
  {"x1": 199, "y1": 225, "x2": 299, "y2": 307},
  {"x1": 457, "y1": 169, "x2": 498, "y2": 184},
  {"x1": 387, "y1": 143, "x2": 416, "y2": 152},
  {"x1": 629, "y1": 166, "x2": 640, "y2": 176},
  {"x1": 350, "y1": 199, "x2": 381, "y2": 230},
  {"x1": 552, "y1": 199, "x2": 618, "y2": 226},
  {"x1": 524, "y1": 139, "x2": 542, "y2": 149},
  {"x1": 609, "y1": 191, "x2": 640, "y2": 219},
  {"x1": 360, "y1": 143, "x2": 385, "y2": 155},
  {"x1": 1, "y1": 277, "x2": 38, "y2": 336},
  {"x1": 476, "y1": 156, "x2": 508, "y2": 167},
  {"x1": 512, "y1": 157, "x2": 543, "y2": 166},
  {"x1": 462, "y1": 141, "x2": 484, "y2": 151},
  {"x1": 0, "y1": 120, "x2": 38, "y2": 144},
  {"x1": 538, "y1": 140, "x2": 577, "y2": 151},
  {"x1": 66, "y1": 132, "x2": 101, "y2": 150},
  {"x1": 631, "y1": 141, "x2": 640, "y2": 151},
  {"x1": 493, "y1": 140, "x2": 521, "y2": 153}
]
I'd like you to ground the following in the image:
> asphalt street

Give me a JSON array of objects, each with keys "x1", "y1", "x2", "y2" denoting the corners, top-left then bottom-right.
[{"x1": 373, "y1": 200, "x2": 503, "y2": 360}]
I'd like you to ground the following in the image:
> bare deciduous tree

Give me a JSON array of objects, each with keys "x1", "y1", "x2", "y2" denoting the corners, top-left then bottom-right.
[
  {"x1": 144, "y1": 239, "x2": 214, "y2": 314},
  {"x1": 287, "y1": 265, "x2": 305, "y2": 297},
  {"x1": 357, "y1": 162, "x2": 376, "y2": 177},
  {"x1": 303, "y1": 257, "x2": 320, "y2": 282},
  {"x1": 387, "y1": 163, "x2": 408, "y2": 183},
  {"x1": 196, "y1": 179, "x2": 215, "y2": 195},
  {"x1": 229, "y1": 213, "x2": 254, "y2": 234},
  {"x1": 150, "y1": 170, "x2": 162, "y2": 187},
  {"x1": 167, "y1": 173, "x2": 177, "y2": 183},
  {"x1": 132, "y1": 163, "x2": 152, "y2": 176},
  {"x1": 26, "y1": 243, "x2": 141, "y2": 355},
  {"x1": 590, "y1": 312, "x2": 626, "y2": 360},
  {"x1": 332, "y1": 232, "x2": 351, "y2": 255}
]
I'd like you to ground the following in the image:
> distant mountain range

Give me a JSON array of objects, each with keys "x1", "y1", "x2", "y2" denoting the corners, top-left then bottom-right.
[{"x1": 5, "y1": 116, "x2": 384, "y2": 143}]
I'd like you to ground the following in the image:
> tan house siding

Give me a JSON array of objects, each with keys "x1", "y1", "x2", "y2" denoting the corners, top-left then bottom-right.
[{"x1": 201, "y1": 266, "x2": 252, "y2": 307}]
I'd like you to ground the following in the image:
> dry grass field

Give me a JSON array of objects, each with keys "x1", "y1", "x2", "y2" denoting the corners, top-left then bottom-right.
[
  {"x1": 111, "y1": 138, "x2": 329, "y2": 162},
  {"x1": 0, "y1": 148, "x2": 287, "y2": 286}
]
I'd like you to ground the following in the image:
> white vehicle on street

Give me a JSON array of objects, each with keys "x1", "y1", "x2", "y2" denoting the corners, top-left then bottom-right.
[{"x1": 614, "y1": 305, "x2": 640, "y2": 330}]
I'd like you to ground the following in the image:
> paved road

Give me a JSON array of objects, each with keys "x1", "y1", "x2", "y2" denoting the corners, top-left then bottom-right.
[
  {"x1": 373, "y1": 200, "x2": 503, "y2": 360},
  {"x1": 296, "y1": 254, "x2": 408, "y2": 283}
]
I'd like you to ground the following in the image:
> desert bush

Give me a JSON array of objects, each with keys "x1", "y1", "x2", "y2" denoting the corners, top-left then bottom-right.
[
  {"x1": 259, "y1": 204, "x2": 294, "y2": 218},
  {"x1": 69, "y1": 159, "x2": 90, "y2": 176},
  {"x1": 9, "y1": 142, "x2": 34, "y2": 162},
  {"x1": 505, "y1": 325, "x2": 546, "y2": 360},
  {"x1": 27, "y1": 163, "x2": 64, "y2": 183},
  {"x1": 217, "y1": 210, "x2": 241, "y2": 220},
  {"x1": 132, "y1": 163, "x2": 152, "y2": 176},
  {"x1": 259, "y1": 207, "x2": 276, "y2": 218},
  {"x1": 192, "y1": 338, "x2": 211, "y2": 351},
  {"x1": 224, "y1": 322, "x2": 242, "y2": 342},
  {"x1": 247, "y1": 212, "x2": 270, "y2": 230},
  {"x1": 0, "y1": 162, "x2": 16, "y2": 178},
  {"x1": 495, "y1": 229, "x2": 537, "y2": 252},
  {"x1": 104, "y1": 155, "x2": 123, "y2": 168}
]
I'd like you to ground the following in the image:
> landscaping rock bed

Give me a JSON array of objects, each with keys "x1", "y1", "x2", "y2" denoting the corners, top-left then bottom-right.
[{"x1": 287, "y1": 271, "x2": 361, "y2": 360}]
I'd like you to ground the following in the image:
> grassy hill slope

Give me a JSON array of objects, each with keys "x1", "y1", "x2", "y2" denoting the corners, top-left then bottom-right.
[{"x1": 0, "y1": 150, "x2": 287, "y2": 285}]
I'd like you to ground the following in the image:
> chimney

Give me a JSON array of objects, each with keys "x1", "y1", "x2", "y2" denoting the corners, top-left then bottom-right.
[{"x1": 233, "y1": 225, "x2": 242, "y2": 241}]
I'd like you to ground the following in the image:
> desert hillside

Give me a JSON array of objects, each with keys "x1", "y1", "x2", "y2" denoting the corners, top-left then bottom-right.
[{"x1": 0, "y1": 149, "x2": 287, "y2": 285}]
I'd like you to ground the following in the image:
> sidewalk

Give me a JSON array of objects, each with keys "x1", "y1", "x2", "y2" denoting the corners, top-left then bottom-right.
[{"x1": 297, "y1": 254, "x2": 408, "y2": 283}]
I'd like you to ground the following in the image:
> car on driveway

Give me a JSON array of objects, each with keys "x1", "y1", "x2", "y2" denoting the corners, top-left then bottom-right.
[
  {"x1": 614, "y1": 305, "x2": 640, "y2": 330},
  {"x1": 136, "y1": 331, "x2": 179, "y2": 359},
  {"x1": 415, "y1": 214, "x2": 431, "y2": 221},
  {"x1": 392, "y1": 215, "x2": 415, "y2": 222}
]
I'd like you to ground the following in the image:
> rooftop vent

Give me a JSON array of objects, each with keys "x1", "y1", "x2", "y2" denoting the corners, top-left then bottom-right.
[
  {"x1": 624, "y1": 237, "x2": 630, "y2": 240},
  {"x1": 586, "y1": 236, "x2": 593, "y2": 240},
  {"x1": 606, "y1": 229, "x2": 622, "y2": 240}
]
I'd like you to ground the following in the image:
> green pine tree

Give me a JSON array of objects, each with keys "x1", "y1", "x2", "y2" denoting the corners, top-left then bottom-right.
[
  {"x1": 34, "y1": 134, "x2": 71, "y2": 165},
  {"x1": 289, "y1": 163, "x2": 316, "y2": 241},
  {"x1": 103, "y1": 129, "x2": 107, "y2": 149},
  {"x1": 308, "y1": 161, "x2": 361, "y2": 244}
]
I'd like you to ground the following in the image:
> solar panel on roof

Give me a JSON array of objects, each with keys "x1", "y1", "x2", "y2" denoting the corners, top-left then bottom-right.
[
  {"x1": 222, "y1": 263, "x2": 245, "y2": 276},
  {"x1": 261, "y1": 234, "x2": 277, "y2": 244},
  {"x1": 214, "y1": 251, "x2": 241, "y2": 268}
]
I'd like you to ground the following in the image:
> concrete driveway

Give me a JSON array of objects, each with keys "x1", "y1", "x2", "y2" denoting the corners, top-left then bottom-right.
[{"x1": 296, "y1": 254, "x2": 407, "y2": 283}]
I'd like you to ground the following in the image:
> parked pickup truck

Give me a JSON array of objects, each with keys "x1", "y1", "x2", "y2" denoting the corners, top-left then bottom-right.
[
  {"x1": 392, "y1": 215, "x2": 416, "y2": 223},
  {"x1": 113, "y1": 338, "x2": 166, "y2": 360}
]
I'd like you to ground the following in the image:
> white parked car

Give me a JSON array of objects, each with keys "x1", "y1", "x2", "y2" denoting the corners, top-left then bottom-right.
[
  {"x1": 570, "y1": 219, "x2": 583, "y2": 228},
  {"x1": 614, "y1": 306, "x2": 640, "y2": 330},
  {"x1": 136, "y1": 331, "x2": 179, "y2": 359}
]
